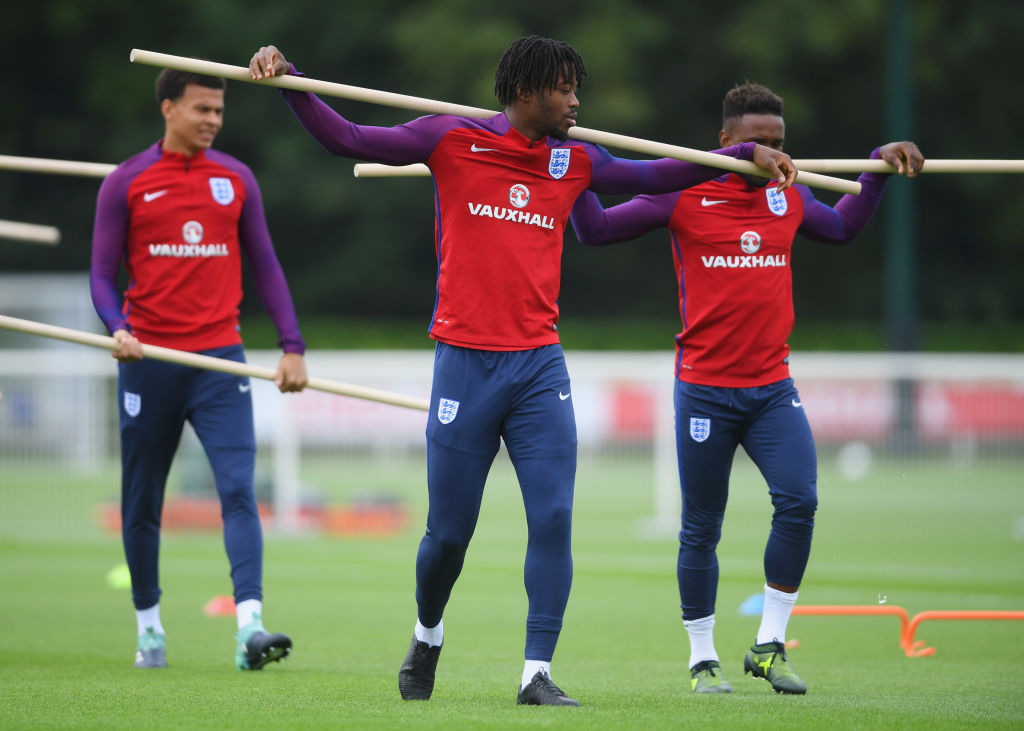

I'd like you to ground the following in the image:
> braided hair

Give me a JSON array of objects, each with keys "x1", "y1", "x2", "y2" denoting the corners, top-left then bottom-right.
[{"x1": 494, "y1": 35, "x2": 587, "y2": 106}]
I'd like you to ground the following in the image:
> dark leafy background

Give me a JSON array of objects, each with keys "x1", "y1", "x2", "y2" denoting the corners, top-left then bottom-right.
[{"x1": 2, "y1": 1, "x2": 1021, "y2": 349}]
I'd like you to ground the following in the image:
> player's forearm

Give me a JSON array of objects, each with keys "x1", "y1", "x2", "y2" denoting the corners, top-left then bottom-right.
[
  {"x1": 253, "y1": 271, "x2": 306, "y2": 354},
  {"x1": 89, "y1": 234, "x2": 127, "y2": 333},
  {"x1": 830, "y1": 170, "x2": 890, "y2": 239},
  {"x1": 803, "y1": 180, "x2": 888, "y2": 245},
  {"x1": 241, "y1": 226, "x2": 305, "y2": 354},
  {"x1": 570, "y1": 191, "x2": 669, "y2": 245},
  {"x1": 89, "y1": 268, "x2": 127, "y2": 334},
  {"x1": 799, "y1": 151, "x2": 891, "y2": 244},
  {"x1": 589, "y1": 142, "x2": 755, "y2": 196},
  {"x1": 645, "y1": 142, "x2": 758, "y2": 194},
  {"x1": 247, "y1": 252, "x2": 305, "y2": 353},
  {"x1": 90, "y1": 185, "x2": 129, "y2": 333},
  {"x1": 280, "y1": 67, "x2": 434, "y2": 165}
]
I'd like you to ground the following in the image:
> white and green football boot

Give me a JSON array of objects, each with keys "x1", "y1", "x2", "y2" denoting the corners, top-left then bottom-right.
[
  {"x1": 235, "y1": 615, "x2": 291, "y2": 670},
  {"x1": 134, "y1": 626, "x2": 167, "y2": 668}
]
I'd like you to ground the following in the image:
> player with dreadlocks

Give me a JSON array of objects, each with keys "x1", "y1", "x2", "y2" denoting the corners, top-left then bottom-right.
[{"x1": 249, "y1": 38, "x2": 797, "y2": 705}]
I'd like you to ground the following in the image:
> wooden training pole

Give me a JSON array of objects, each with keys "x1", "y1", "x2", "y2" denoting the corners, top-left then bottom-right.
[
  {"x1": 0, "y1": 314, "x2": 429, "y2": 412},
  {"x1": 796, "y1": 159, "x2": 1024, "y2": 174},
  {"x1": 0, "y1": 220, "x2": 61, "y2": 245},
  {"x1": 0, "y1": 154, "x2": 116, "y2": 178},
  {"x1": 128, "y1": 49, "x2": 860, "y2": 196},
  {"x1": 7, "y1": 153, "x2": 1017, "y2": 183},
  {"x1": 354, "y1": 163, "x2": 431, "y2": 178},
  {"x1": 354, "y1": 158, "x2": 1024, "y2": 178},
  {"x1": 6, "y1": 151, "x2": 1019, "y2": 180}
]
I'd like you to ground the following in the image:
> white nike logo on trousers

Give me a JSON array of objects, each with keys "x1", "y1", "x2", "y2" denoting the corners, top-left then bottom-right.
[{"x1": 559, "y1": 392, "x2": 571, "y2": 400}]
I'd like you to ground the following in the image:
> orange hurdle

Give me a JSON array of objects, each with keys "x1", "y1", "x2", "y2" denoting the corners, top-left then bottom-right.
[
  {"x1": 792, "y1": 605, "x2": 911, "y2": 652},
  {"x1": 903, "y1": 610, "x2": 1024, "y2": 657},
  {"x1": 792, "y1": 605, "x2": 1024, "y2": 657}
]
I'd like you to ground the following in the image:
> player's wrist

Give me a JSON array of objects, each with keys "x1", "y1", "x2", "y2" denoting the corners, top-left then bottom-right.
[{"x1": 737, "y1": 141, "x2": 757, "y2": 161}]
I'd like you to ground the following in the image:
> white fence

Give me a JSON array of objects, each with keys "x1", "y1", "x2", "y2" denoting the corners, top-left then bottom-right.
[{"x1": 1, "y1": 349, "x2": 1023, "y2": 537}]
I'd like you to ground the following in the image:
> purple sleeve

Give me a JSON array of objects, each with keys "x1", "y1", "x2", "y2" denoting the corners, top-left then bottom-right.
[
  {"x1": 90, "y1": 167, "x2": 134, "y2": 334},
  {"x1": 570, "y1": 190, "x2": 678, "y2": 246},
  {"x1": 797, "y1": 148, "x2": 891, "y2": 245},
  {"x1": 280, "y1": 66, "x2": 449, "y2": 164},
  {"x1": 220, "y1": 155, "x2": 306, "y2": 354},
  {"x1": 585, "y1": 142, "x2": 757, "y2": 195}
]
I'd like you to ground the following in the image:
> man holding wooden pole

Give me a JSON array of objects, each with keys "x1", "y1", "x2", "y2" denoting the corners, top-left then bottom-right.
[
  {"x1": 570, "y1": 82, "x2": 924, "y2": 695},
  {"x1": 249, "y1": 35, "x2": 798, "y2": 706},
  {"x1": 90, "y1": 69, "x2": 307, "y2": 672}
]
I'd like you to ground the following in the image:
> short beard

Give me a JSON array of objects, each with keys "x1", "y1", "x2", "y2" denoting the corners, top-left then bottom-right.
[
  {"x1": 546, "y1": 124, "x2": 569, "y2": 142},
  {"x1": 739, "y1": 173, "x2": 771, "y2": 189}
]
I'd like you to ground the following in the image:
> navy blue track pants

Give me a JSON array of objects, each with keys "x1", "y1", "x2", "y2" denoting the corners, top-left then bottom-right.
[
  {"x1": 118, "y1": 344, "x2": 262, "y2": 610},
  {"x1": 674, "y1": 377, "x2": 817, "y2": 620},
  {"x1": 417, "y1": 342, "x2": 577, "y2": 661}
]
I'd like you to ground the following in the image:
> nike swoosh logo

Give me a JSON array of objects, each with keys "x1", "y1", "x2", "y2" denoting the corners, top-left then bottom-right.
[
  {"x1": 239, "y1": 382, "x2": 252, "y2": 393},
  {"x1": 792, "y1": 399, "x2": 802, "y2": 407},
  {"x1": 144, "y1": 190, "x2": 169, "y2": 202},
  {"x1": 701, "y1": 197, "x2": 728, "y2": 207},
  {"x1": 559, "y1": 392, "x2": 571, "y2": 401},
  {"x1": 470, "y1": 144, "x2": 499, "y2": 152}
]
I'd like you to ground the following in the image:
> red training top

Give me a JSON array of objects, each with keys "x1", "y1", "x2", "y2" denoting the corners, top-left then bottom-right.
[
  {"x1": 91, "y1": 142, "x2": 304, "y2": 354},
  {"x1": 280, "y1": 70, "x2": 757, "y2": 351}
]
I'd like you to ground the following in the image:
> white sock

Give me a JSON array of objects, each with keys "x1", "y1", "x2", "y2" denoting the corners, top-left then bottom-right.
[
  {"x1": 683, "y1": 614, "x2": 719, "y2": 668},
  {"x1": 136, "y1": 604, "x2": 164, "y2": 636},
  {"x1": 521, "y1": 660, "x2": 551, "y2": 690},
  {"x1": 236, "y1": 599, "x2": 263, "y2": 630},
  {"x1": 414, "y1": 619, "x2": 443, "y2": 647},
  {"x1": 756, "y1": 584, "x2": 798, "y2": 645}
]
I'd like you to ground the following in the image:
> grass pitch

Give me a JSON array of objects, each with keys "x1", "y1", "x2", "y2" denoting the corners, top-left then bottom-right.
[{"x1": 1, "y1": 452, "x2": 1022, "y2": 729}]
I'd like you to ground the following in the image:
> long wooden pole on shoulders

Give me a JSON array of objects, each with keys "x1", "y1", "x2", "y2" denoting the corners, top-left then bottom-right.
[{"x1": 128, "y1": 49, "x2": 861, "y2": 196}]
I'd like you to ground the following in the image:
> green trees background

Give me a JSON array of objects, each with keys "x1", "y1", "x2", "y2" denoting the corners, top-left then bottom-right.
[{"x1": 2, "y1": 1, "x2": 1022, "y2": 349}]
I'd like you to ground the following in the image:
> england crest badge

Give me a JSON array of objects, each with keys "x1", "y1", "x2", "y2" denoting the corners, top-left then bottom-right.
[
  {"x1": 765, "y1": 186, "x2": 787, "y2": 216},
  {"x1": 209, "y1": 177, "x2": 235, "y2": 206},
  {"x1": 124, "y1": 392, "x2": 141, "y2": 418},
  {"x1": 437, "y1": 397, "x2": 460, "y2": 425},
  {"x1": 689, "y1": 417, "x2": 711, "y2": 443},
  {"x1": 548, "y1": 148, "x2": 571, "y2": 179}
]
